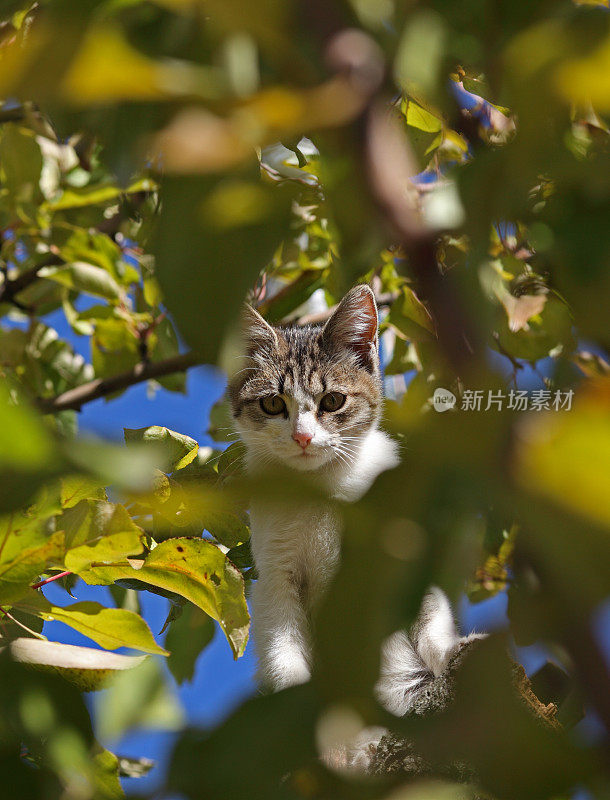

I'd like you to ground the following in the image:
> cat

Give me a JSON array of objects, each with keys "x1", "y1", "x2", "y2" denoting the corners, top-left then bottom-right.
[{"x1": 229, "y1": 284, "x2": 476, "y2": 767}]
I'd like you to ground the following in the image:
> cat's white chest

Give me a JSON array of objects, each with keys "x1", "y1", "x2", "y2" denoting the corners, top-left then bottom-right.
[{"x1": 250, "y1": 500, "x2": 341, "y2": 604}]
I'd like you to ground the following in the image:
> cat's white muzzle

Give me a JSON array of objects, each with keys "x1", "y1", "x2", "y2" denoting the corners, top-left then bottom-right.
[{"x1": 285, "y1": 444, "x2": 335, "y2": 471}]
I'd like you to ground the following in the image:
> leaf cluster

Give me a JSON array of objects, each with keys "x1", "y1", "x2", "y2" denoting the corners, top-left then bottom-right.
[{"x1": 0, "y1": 0, "x2": 609, "y2": 799}]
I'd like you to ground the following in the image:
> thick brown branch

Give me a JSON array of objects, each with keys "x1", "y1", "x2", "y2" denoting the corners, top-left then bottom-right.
[{"x1": 36, "y1": 352, "x2": 203, "y2": 413}]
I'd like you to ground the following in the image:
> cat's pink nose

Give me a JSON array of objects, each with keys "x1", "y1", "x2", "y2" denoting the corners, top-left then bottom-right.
[{"x1": 292, "y1": 431, "x2": 312, "y2": 449}]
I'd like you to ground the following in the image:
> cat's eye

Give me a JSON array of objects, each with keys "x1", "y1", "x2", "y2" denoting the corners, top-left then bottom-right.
[
  {"x1": 319, "y1": 392, "x2": 346, "y2": 413},
  {"x1": 260, "y1": 395, "x2": 286, "y2": 416}
]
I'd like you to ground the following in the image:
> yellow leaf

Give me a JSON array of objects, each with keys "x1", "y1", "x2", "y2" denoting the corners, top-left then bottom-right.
[
  {"x1": 401, "y1": 97, "x2": 443, "y2": 133},
  {"x1": 515, "y1": 381, "x2": 610, "y2": 528},
  {"x1": 61, "y1": 25, "x2": 166, "y2": 104},
  {"x1": 0, "y1": 531, "x2": 65, "y2": 605},
  {"x1": 18, "y1": 593, "x2": 168, "y2": 655},
  {"x1": 555, "y1": 35, "x2": 610, "y2": 111},
  {"x1": 80, "y1": 538, "x2": 249, "y2": 658}
]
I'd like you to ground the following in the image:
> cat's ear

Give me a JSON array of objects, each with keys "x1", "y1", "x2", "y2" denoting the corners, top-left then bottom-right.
[
  {"x1": 323, "y1": 285, "x2": 378, "y2": 367},
  {"x1": 241, "y1": 304, "x2": 278, "y2": 351}
]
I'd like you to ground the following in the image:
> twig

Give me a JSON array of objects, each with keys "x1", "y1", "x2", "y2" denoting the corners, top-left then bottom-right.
[
  {"x1": 0, "y1": 607, "x2": 46, "y2": 640},
  {"x1": 254, "y1": 271, "x2": 315, "y2": 316},
  {"x1": 0, "y1": 106, "x2": 26, "y2": 125},
  {"x1": 294, "y1": 290, "x2": 400, "y2": 325},
  {"x1": 36, "y1": 351, "x2": 203, "y2": 413},
  {"x1": 31, "y1": 571, "x2": 72, "y2": 590},
  {"x1": 0, "y1": 256, "x2": 63, "y2": 308}
]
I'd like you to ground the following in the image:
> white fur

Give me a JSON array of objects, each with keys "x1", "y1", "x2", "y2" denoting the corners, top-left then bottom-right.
[{"x1": 247, "y1": 427, "x2": 399, "y2": 689}]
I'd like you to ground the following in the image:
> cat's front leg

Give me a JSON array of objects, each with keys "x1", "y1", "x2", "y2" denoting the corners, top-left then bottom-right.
[{"x1": 251, "y1": 574, "x2": 311, "y2": 691}]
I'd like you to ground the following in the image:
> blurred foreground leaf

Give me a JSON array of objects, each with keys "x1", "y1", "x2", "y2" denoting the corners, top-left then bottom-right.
[
  {"x1": 6, "y1": 638, "x2": 147, "y2": 692},
  {"x1": 153, "y1": 170, "x2": 294, "y2": 361},
  {"x1": 94, "y1": 656, "x2": 184, "y2": 741}
]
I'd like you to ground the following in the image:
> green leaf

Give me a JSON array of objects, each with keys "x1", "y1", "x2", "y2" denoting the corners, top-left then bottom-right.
[
  {"x1": 387, "y1": 284, "x2": 436, "y2": 341},
  {"x1": 216, "y1": 441, "x2": 246, "y2": 480},
  {"x1": 92, "y1": 748, "x2": 125, "y2": 800},
  {"x1": 60, "y1": 474, "x2": 107, "y2": 508},
  {"x1": 0, "y1": 484, "x2": 63, "y2": 565},
  {"x1": 226, "y1": 539, "x2": 255, "y2": 577},
  {"x1": 49, "y1": 176, "x2": 155, "y2": 211},
  {"x1": 80, "y1": 538, "x2": 249, "y2": 658},
  {"x1": 383, "y1": 336, "x2": 421, "y2": 375},
  {"x1": 63, "y1": 501, "x2": 145, "y2": 574},
  {"x1": 203, "y1": 510, "x2": 250, "y2": 549},
  {"x1": 0, "y1": 606, "x2": 44, "y2": 643},
  {"x1": 52, "y1": 225, "x2": 137, "y2": 285},
  {"x1": 149, "y1": 316, "x2": 186, "y2": 393},
  {"x1": 495, "y1": 293, "x2": 574, "y2": 362},
  {"x1": 168, "y1": 683, "x2": 319, "y2": 800},
  {"x1": 91, "y1": 318, "x2": 140, "y2": 382},
  {"x1": 0, "y1": 531, "x2": 64, "y2": 604},
  {"x1": 63, "y1": 438, "x2": 158, "y2": 495},
  {"x1": 153, "y1": 170, "x2": 294, "y2": 362},
  {"x1": 515, "y1": 382, "x2": 610, "y2": 529},
  {"x1": 38, "y1": 261, "x2": 122, "y2": 301},
  {"x1": 17, "y1": 594, "x2": 168, "y2": 655},
  {"x1": 0, "y1": 647, "x2": 99, "y2": 793},
  {"x1": 143, "y1": 276, "x2": 163, "y2": 308},
  {"x1": 166, "y1": 602, "x2": 215, "y2": 684},
  {"x1": 0, "y1": 123, "x2": 43, "y2": 212},
  {"x1": 65, "y1": 526, "x2": 144, "y2": 575},
  {"x1": 124, "y1": 426, "x2": 199, "y2": 471},
  {"x1": 0, "y1": 383, "x2": 57, "y2": 511},
  {"x1": 207, "y1": 397, "x2": 233, "y2": 442},
  {"x1": 402, "y1": 97, "x2": 443, "y2": 132}
]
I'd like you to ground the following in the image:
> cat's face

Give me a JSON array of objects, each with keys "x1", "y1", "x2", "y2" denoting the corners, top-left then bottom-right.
[{"x1": 229, "y1": 286, "x2": 383, "y2": 472}]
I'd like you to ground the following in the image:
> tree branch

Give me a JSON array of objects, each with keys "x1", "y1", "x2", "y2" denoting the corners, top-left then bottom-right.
[
  {"x1": 34, "y1": 287, "x2": 397, "y2": 414},
  {"x1": 0, "y1": 256, "x2": 63, "y2": 308},
  {"x1": 0, "y1": 105, "x2": 26, "y2": 124},
  {"x1": 36, "y1": 351, "x2": 203, "y2": 414},
  {"x1": 296, "y1": 14, "x2": 480, "y2": 370},
  {"x1": 369, "y1": 645, "x2": 560, "y2": 780},
  {"x1": 293, "y1": 290, "x2": 400, "y2": 326},
  {"x1": 363, "y1": 102, "x2": 480, "y2": 368}
]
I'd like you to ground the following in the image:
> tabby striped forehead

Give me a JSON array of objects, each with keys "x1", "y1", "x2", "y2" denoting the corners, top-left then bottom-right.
[{"x1": 229, "y1": 322, "x2": 382, "y2": 419}]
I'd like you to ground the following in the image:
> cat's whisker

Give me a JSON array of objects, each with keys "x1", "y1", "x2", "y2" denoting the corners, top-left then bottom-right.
[{"x1": 331, "y1": 449, "x2": 352, "y2": 469}]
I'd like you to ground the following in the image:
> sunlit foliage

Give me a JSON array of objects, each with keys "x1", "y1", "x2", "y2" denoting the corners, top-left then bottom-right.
[{"x1": 0, "y1": 0, "x2": 609, "y2": 798}]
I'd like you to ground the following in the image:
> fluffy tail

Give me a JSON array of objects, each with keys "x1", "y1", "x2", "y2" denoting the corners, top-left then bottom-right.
[
  {"x1": 335, "y1": 588, "x2": 483, "y2": 771},
  {"x1": 376, "y1": 587, "x2": 478, "y2": 716}
]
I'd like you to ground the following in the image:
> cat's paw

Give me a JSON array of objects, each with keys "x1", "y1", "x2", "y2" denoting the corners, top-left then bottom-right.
[
  {"x1": 322, "y1": 726, "x2": 388, "y2": 773},
  {"x1": 265, "y1": 657, "x2": 311, "y2": 691},
  {"x1": 346, "y1": 726, "x2": 388, "y2": 771}
]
